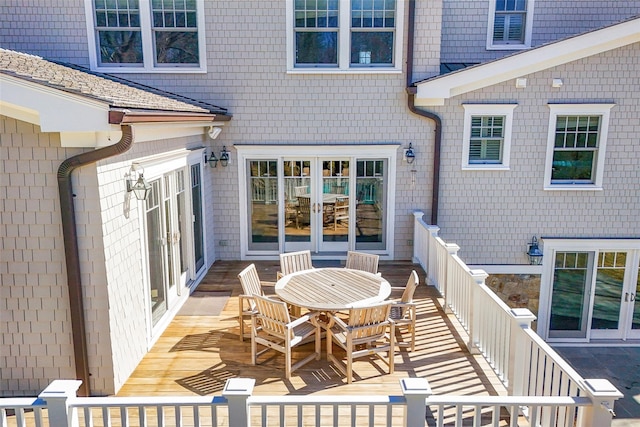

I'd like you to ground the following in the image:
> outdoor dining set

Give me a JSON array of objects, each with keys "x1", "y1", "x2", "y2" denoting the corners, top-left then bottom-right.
[{"x1": 236, "y1": 250, "x2": 420, "y2": 384}]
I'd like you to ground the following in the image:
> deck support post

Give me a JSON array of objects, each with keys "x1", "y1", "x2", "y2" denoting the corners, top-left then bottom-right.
[
  {"x1": 507, "y1": 308, "x2": 536, "y2": 395},
  {"x1": 467, "y1": 269, "x2": 488, "y2": 354},
  {"x1": 577, "y1": 379, "x2": 622, "y2": 427},
  {"x1": 401, "y1": 378, "x2": 431, "y2": 427},
  {"x1": 223, "y1": 378, "x2": 255, "y2": 427},
  {"x1": 38, "y1": 380, "x2": 82, "y2": 427}
]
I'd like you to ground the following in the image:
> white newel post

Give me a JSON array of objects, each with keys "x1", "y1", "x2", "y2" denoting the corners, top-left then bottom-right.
[
  {"x1": 577, "y1": 379, "x2": 623, "y2": 427},
  {"x1": 443, "y1": 243, "x2": 460, "y2": 314},
  {"x1": 412, "y1": 211, "x2": 426, "y2": 265},
  {"x1": 467, "y1": 269, "x2": 488, "y2": 354},
  {"x1": 401, "y1": 378, "x2": 432, "y2": 427},
  {"x1": 38, "y1": 380, "x2": 82, "y2": 427},
  {"x1": 507, "y1": 308, "x2": 536, "y2": 395},
  {"x1": 223, "y1": 378, "x2": 255, "y2": 427}
]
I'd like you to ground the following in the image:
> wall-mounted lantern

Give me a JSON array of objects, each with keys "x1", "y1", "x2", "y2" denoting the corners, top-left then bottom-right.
[
  {"x1": 126, "y1": 165, "x2": 151, "y2": 201},
  {"x1": 526, "y1": 236, "x2": 544, "y2": 265},
  {"x1": 404, "y1": 143, "x2": 416, "y2": 164}
]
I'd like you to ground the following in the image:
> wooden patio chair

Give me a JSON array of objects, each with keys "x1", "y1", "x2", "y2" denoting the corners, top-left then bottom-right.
[
  {"x1": 251, "y1": 294, "x2": 321, "y2": 379},
  {"x1": 237, "y1": 263, "x2": 277, "y2": 342},
  {"x1": 326, "y1": 302, "x2": 395, "y2": 384},
  {"x1": 333, "y1": 196, "x2": 349, "y2": 230},
  {"x1": 345, "y1": 251, "x2": 379, "y2": 275},
  {"x1": 277, "y1": 249, "x2": 313, "y2": 280},
  {"x1": 389, "y1": 270, "x2": 420, "y2": 351},
  {"x1": 296, "y1": 196, "x2": 311, "y2": 229}
]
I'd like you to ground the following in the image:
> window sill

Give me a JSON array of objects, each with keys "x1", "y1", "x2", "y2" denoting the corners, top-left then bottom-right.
[
  {"x1": 462, "y1": 165, "x2": 510, "y2": 171},
  {"x1": 544, "y1": 184, "x2": 603, "y2": 191},
  {"x1": 286, "y1": 68, "x2": 402, "y2": 75},
  {"x1": 486, "y1": 44, "x2": 530, "y2": 51},
  {"x1": 90, "y1": 66, "x2": 207, "y2": 74}
]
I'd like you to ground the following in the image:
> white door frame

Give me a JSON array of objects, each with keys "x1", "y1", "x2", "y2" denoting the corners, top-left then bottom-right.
[
  {"x1": 236, "y1": 144, "x2": 398, "y2": 260},
  {"x1": 539, "y1": 238, "x2": 640, "y2": 342}
]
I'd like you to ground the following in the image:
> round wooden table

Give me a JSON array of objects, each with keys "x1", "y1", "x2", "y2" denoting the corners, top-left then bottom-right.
[{"x1": 274, "y1": 267, "x2": 391, "y2": 312}]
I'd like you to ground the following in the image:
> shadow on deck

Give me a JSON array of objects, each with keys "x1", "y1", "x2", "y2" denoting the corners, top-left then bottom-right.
[{"x1": 117, "y1": 260, "x2": 505, "y2": 401}]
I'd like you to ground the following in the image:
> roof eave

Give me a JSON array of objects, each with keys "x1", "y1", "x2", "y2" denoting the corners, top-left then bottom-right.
[
  {"x1": 415, "y1": 17, "x2": 640, "y2": 106},
  {"x1": 109, "y1": 109, "x2": 232, "y2": 125}
]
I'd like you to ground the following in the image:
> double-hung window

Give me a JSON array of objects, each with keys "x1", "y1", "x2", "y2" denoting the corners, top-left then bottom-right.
[
  {"x1": 287, "y1": 0, "x2": 404, "y2": 73},
  {"x1": 544, "y1": 104, "x2": 614, "y2": 190},
  {"x1": 85, "y1": 0, "x2": 206, "y2": 73},
  {"x1": 487, "y1": 0, "x2": 534, "y2": 50},
  {"x1": 462, "y1": 104, "x2": 516, "y2": 170}
]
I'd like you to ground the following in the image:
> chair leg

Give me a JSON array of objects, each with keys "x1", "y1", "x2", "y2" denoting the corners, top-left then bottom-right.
[
  {"x1": 238, "y1": 302, "x2": 244, "y2": 342},
  {"x1": 389, "y1": 327, "x2": 395, "y2": 375}
]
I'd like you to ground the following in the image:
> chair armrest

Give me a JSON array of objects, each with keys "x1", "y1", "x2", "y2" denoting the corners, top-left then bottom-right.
[
  {"x1": 288, "y1": 311, "x2": 318, "y2": 328},
  {"x1": 328, "y1": 312, "x2": 349, "y2": 330}
]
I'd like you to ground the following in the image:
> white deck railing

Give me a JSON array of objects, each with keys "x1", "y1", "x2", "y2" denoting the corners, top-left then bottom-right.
[
  {"x1": 0, "y1": 377, "x2": 606, "y2": 427},
  {"x1": 0, "y1": 212, "x2": 623, "y2": 427},
  {"x1": 412, "y1": 210, "x2": 622, "y2": 426}
]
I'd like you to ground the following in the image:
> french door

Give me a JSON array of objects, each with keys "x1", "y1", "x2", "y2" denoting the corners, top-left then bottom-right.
[
  {"x1": 547, "y1": 249, "x2": 640, "y2": 341},
  {"x1": 242, "y1": 146, "x2": 394, "y2": 258},
  {"x1": 143, "y1": 162, "x2": 203, "y2": 327},
  {"x1": 283, "y1": 158, "x2": 352, "y2": 253}
]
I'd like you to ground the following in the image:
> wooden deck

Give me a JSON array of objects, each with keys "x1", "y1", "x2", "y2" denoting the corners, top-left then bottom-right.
[{"x1": 117, "y1": 260, "x2": 505, "y2": 400}]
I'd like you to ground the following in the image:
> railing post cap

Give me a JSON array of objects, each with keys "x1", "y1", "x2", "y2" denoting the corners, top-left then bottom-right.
[
  {"x1": 510, "y1": 308, "x2": 536, "y2": 320},
  {"x1": 445, "y1": 243, "x2": 460, "y2": 252},
  {"x1": 223, "y1": 378, "x2": 255, "y2": 396},
  {"x1": 583, "y1": 379, "x2": 623, "y2": 398},
  {"x1": 400, "y1": 378, "x2": 432, "y2": 395},
  {"x1": 469, "y1": 269, "x2": 488, "y2": 278},
  {"x1": 412, "y1": 210, "x2": 425, "y2": 219},
  {"x1": 38, "y1": 380, "x2": 82, "y2": 398}
]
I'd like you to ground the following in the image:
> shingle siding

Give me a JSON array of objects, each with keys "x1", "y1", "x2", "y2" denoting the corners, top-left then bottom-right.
[
  {"x1": 428, "y1": 42, "x2": 640, "y2": 264},
  {"x1": 441, "y1": 0, "x2": 640, "y2": 64},
  {"x1": 0, "y1": 117, "x2": 77, "y2": 396}
]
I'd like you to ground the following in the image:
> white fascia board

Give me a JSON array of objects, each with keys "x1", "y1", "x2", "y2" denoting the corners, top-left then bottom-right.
[
  {"x1": 1, "y1": 74, "x2": 111, "y2": 132},
  {"x1": 130, "y1": 121, "x2": 226, "y2": 144},
  {"x1": 416, "y1": 18, "x2": 640, "y2": 105}
]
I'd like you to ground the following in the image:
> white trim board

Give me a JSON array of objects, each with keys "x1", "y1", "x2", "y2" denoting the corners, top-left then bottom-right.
[{"x1": 415, "y1": 17, "x2": 640, "y2": 106}]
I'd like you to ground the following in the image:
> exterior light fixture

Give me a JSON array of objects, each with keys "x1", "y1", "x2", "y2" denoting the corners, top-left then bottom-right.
[
  {"x1": 404, "y1": 143, "x2": 416, "y2": 164},
  {"x1": 526, "y1": 236, "x2": 544, "y2": 265},
  {"x1": 126, "y1": 166, "x2": 151, "y2": 201},
  {"x1": 220, "y1": 146, "x2": 230, "y2": 167},
  {"x1": 208, "y1": 126, "x2": 222, "y2": 140},
  {"x1": 205, "y1": 149, "x2": 218, "y2": 168}
]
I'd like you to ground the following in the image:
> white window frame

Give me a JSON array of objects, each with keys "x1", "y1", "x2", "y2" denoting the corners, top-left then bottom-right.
[
  {"x1": 84, "y1": 0, "x2": 207, "y2": 73},
  {"x1": 486, "y1": 0, "x2": 535, "y2": 50},
  {"x1": 538, "y1": 238, "x2": 640, "y2": 342},
  {"x1": 462, "y1": 104, "x2": 516, "y2": 170},
  {"x1": 285, "y1": 0, "x2": 404, "y2": 74},
  {"x1": 543, "y1": 104, "x2": 614, "y2": 191}
]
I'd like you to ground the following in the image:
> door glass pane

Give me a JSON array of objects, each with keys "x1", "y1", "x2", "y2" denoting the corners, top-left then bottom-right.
[
  {"x1": 175, "y1": 170, "x2": 188, "y2": 276},
  {"x1": 633, "y1": 266, "x2": 640, "y2": 330},
  {"x1": 191, "y1": 164, "x2": 204, "y2": 271},
  {"x1": 163, "y1": 177, "x2": 176, "y2": 291},
  {"x1": 549, "y1": 252, "x2": 592, "y2": 338},
  {"x1": 248, "y1": 160, "x2": 279, "y2": 250},
  {"x1": 592, "y1": 252, "x2": 625, "y2": 330},
  {"x1": 322, "y1": 160, "x2": 350, "y2": 243},
  {"x1": 355, "y1": 159, "x2": 385, "y2": 250},
  {"x1": 146, "y1": 180, "x2": 166, "y2": 325},
  {"x1": 284, "y1": 160, "x2": 311, "y2": 243}
]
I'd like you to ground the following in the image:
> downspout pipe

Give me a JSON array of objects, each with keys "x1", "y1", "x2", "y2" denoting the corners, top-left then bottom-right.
[
  {"x1": 57, "y1": 125, "x2": 134, "y2": 397},
  {"x1": 406, "y1": 0, "x2": 442, "y2": 226}
]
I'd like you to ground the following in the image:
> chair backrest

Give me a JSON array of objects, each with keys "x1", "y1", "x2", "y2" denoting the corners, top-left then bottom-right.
[
  {"x1": 297, "y1": 196, "x2": 311, "y2": 214},
  {"x1": 400, "y1": 270, "x2": 420, "y2": 303},
  {"x1": 294, "y1": 185, "x2": 308, "y2": 197},
  {"x1": 253, "y1": 294, "x2": 292, "y2": 339},
  {"x1": 238, "y1": 264, "x2": 264, "y2": 309},
  {"x1": 347, "y1": 303, "x2": 391, "y2": 342},
  {"x1": 345, "y1": 251, "x2": 379, "y2": 274},
  {"x1": 280, "y1": 250, "x2": 313, "y2": 276}
]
